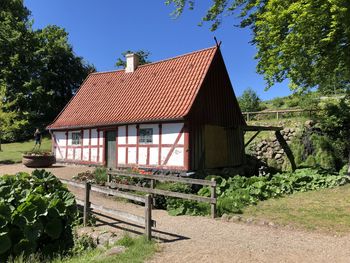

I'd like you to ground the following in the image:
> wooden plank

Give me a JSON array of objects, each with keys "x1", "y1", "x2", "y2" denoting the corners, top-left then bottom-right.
[
  {"x1": 210, "y1": 178, "x2": 216, "y2": 219},
  {"x1": 84, "y1": 182, "x2": 91, "y2": 226},
  {"x1": 145, "y1": 194, "x2": 152, "y2": 240},
  {"x1": 108, "y1": 170, "x2": 216, "y2": 186},
  {"x1": 61, "y1": 179, "x2": 146, "y2": 203},
  {"x1": 90, "y1": 202, "x2": 145, "y2": 225},
  {"x1": 243, "y1": 125, "x2": 283, "y2": 132},
  {"x1": 90, "y1": 184, "x2": 145, "y2": 203},
  {"x1": 108, "y1": 182, "x2": 216, "y2": 204}
]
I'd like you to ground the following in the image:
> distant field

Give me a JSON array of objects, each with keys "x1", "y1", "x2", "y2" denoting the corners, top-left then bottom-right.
[
  {"x1": 243, "y1": 184, "x2": 350, "y2": 234},
  {"x1": 0, "y1": 137, "x2": 51, "y2": 164}
]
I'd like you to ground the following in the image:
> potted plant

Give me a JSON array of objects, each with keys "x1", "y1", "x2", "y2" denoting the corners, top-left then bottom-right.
[{"x1": 22, "y1": 150, "x2": 56, "y2": 168}]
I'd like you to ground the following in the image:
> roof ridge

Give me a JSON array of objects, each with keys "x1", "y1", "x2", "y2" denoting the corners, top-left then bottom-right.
[{"x1": 91, "y1": 46, "x2": 217, "y2": 75}]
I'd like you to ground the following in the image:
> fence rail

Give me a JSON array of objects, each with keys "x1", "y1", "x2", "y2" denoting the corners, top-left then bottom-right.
[
  {"x1": 243, "y1": 108, "x2": 317, "y2": 121},
  {"x1": 107, "y1": 169, "x2": 217, "y2": 218},
  {"x1": 61, "y1": 179, "x2": 155, "y2": 240}
]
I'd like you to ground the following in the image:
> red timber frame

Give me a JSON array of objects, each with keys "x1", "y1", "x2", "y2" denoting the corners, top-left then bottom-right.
[
  {"x1": 51, "y1": 121, "x2": 190, "y2": 171},
  {"x1": 52, "y1": 128, "x2": 102, "y2": 165}
]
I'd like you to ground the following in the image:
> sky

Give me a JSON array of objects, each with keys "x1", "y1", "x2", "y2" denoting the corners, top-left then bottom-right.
[{"x1": 24, "y1": 0, "x2": 292, "y2": 100}]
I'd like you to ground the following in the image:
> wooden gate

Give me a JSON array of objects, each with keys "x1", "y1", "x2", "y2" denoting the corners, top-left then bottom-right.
[{"x1": 106, "y1": 131, "x2": 116, "y2": 168}]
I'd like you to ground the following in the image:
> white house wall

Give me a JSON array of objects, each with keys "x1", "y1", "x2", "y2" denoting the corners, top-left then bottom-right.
[
  {"x1": 52, "y1": 122, "x2": 188, "y2": 170},
  {"x1": 52, "y1": 128, "x2": 104, "y2": 164}
]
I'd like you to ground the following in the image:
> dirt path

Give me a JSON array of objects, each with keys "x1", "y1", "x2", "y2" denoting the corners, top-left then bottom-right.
[{"x1": 1, "y1": 164, "x2": 350, "y2": 262}]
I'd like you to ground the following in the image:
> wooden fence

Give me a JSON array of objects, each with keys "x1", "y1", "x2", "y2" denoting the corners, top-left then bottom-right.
[
  {"x1": 243, "y1": 108, "x2": 317, "y2": 121},
  {"x1": 107, "y1": 169, "x2": 218, "y2": 218},
  {"x1": 60, "y1": 179, "x2": 156, "y2": 240}
]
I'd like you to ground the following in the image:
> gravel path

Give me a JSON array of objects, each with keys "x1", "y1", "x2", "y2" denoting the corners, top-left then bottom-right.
[{"x1": 1, "y1": 164, "x2": 350, "y2": 262}]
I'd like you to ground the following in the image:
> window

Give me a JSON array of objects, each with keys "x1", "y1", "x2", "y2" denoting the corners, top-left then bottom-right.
[
  {"x1": 139, "y1": 128, "x2": 153, "y2": 144},
  {"x1": 72, "y1": 132, "x2": 81, "y2": 145}
]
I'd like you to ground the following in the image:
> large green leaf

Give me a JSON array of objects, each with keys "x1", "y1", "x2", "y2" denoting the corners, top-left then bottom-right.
[
  {"x1": 0, "y1": 232, "x2": 11, "y2": 254},
  {"x1": 45, "y1": 218, "x2": 62, "y2": 239}
]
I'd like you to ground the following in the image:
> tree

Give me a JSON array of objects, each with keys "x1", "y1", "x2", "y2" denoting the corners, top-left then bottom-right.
[
  {"x1": 238, "y1": 88, "x2": 261, "y2": 112},
  {"x1": 318, "y1": 94, "x2": 350, "y2": 175},
  {"x1": 115, "y1": 50, "x2": 151, "y2": 68},
  {"x1": 0, "y1": 0, "x2": 94, "y2": 141},
  {"x1": 166, "y1": 0, "x2": 350, "y2": 92}
]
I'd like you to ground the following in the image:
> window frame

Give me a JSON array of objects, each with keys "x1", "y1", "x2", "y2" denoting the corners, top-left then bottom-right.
[
  {"x1": 139, "y1": 128, "x2": 153, "y2": 144},
  {"x1": 71, "y1": 132, "x2": 81, "y2": 145}
]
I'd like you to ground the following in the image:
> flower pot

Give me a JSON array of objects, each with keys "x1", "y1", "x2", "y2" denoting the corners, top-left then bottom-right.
[{"x1": 22, "y1": 154, "x2": 56, "y2": 168}]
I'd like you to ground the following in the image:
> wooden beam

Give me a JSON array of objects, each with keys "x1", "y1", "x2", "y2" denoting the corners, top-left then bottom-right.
[
  {"x1": 108, "y1": 170, "x2": 216, "y2": 186},
  {"x1": 275, "y1": 130, "x2": 297, "y2": 171},
  {"x1": 108, "y1": 182, "x2": 216, "y2": 204},
  {"x1": 244, "y1": 131, "x2": 261, "y2": 148},
  {"x1": 243, "y1": 125, "x2": 283, "y2": 132}
]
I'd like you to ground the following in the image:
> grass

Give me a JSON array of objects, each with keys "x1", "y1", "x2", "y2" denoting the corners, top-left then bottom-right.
[
  {"x1": 55, "y1": 235, "x2": 156, "y2": 263},
  {"x1": 12, "y1": 235, "x2": 156, "y2": 263},
  {"x1": 243, "y1": 184, "x2": 350, "y2": 235},
  {"x1": 0, "y1": 137, "x2": 51, "y2": 164}
]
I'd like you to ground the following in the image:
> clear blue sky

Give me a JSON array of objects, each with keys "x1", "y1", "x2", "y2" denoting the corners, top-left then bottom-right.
[{"x1": 24, "y1": 0, "x2": 291, "y2": 100}]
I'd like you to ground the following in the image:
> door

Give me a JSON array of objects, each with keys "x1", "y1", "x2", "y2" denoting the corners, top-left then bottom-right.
[{"x1": 105, "y1": 131, "x2": 116, "y2": 168}]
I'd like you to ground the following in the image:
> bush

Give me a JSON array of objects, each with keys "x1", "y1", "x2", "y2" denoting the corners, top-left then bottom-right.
[
  {"x1": 198, "y1": 168, "x2": 349, "y2": 216},
  {"x1": 0, "y1": 170, "x2": 78, "y2": 261},
  {"x1": 93, "y1": 167, "x2": 107, "y2": 185}
]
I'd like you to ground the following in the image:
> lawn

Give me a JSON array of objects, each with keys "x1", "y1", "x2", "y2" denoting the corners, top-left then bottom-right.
[
  {"x1": 0, "y1": 137, "x2": 51, "y2": 164},
  {"x1": 243, "y1": 184, "x2": 350, "y2": 234}
]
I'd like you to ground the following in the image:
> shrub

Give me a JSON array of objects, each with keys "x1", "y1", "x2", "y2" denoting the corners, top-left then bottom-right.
[
  {"x1": 0, "y1": 170, "x2": 78, "y2": 261},
  {"x1": 93, "y1": 167, "x2": 107, "y2": 185},
  {"x1": 197, "y1": 168, "x2": 349, "y2": 216}
]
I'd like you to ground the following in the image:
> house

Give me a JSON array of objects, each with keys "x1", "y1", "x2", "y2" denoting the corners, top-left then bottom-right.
[{"x1": 47, "y1": 46, "x2": 246, "y2": 171}]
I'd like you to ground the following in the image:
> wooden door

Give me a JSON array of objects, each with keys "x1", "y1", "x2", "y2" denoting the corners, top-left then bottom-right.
[{"x1": 106, "y1": 131, "x2": 116, "y2": 168}]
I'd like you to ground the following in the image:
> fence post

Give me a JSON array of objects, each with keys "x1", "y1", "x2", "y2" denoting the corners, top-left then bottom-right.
[
  {"x1": 247, "y1": 113, "x2": 250, "y2": 122},
  {"x1": 107, "y1": 173, "x2": 112, "y2": 185},
  {"x1": 210, "y1": 178, "x2": 216, "y2": 219},
  {"x1": 276, "y1": 111, "x2": 279, "y2": 120},
  {"x1": 83, "y1": 181, "x2": 91, "y2": 227},
  {"x1": 145, "y1": 194, "x2": 152, "y2": 240},
  {"x1": 150, "y1": 179, "x2": 155, "y2": 208}
]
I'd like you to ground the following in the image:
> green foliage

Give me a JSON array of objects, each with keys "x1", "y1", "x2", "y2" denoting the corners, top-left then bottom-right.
[
  {"x1": 115, "y1": 50, "x2": 151, "y2": 68},
  {"x1": 199, "y1": 169, "x2": 349, "y2": 216},
  {"x1": 0, "y1": 170, "x2": 78, "y2": 261},
  {"x1": 238, "y1": 88, "x2": 261, "y2": 112},
  {"x1": 0, "y1": 1, "x2": 94, "y2": 142},
  {"x1": 167, "y1": 0, "x2": 350, "y2": 92},
  {"x1": 93, "y1": 167, "x2": 107, "y2": 185}
]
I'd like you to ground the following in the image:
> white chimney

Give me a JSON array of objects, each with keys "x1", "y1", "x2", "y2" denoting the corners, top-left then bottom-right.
[{"x1": 125, "y1": 53, "x2": 139, "y2": 73}]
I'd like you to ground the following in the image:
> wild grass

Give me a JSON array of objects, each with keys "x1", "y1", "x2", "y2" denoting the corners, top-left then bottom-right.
[
  {"x1": 243, "y1": 184, "x2": 350, "y2": 235},
  {"x1": 10, "y1": 235, "x2": 156, "y2": 263},
  {"x1": 0, "y1": 137, "x2": 51, "y2": 164}
]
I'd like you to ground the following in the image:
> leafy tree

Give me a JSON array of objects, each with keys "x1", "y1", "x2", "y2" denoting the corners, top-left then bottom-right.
[
  {"x1": 317, "y1": 94, "x2": 350, "y2": 175},
  {"x1": 0, "y1": 0, "x2": 94, "y2": 141},
  {"x1": 115, "y1": 50, "x2": 151, "y2": 68},
  {"x1": 166, "y1": 0, "x2": 350, "y2": 92},
  {"x1": 238, "y1": 88, "x2": 261, "y2": 112}
]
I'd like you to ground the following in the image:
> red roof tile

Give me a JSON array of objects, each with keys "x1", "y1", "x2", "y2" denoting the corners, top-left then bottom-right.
[{"x1": 48, "y1": 46, "x2": 218, "y2": 129}]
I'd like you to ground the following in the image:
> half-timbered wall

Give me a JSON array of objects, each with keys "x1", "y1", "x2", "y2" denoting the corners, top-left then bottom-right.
[
  {"x1": 52, "y1": 128, "x2": 104, "y2": 165},
  {"x1": 52, "y1": 122, "x2": 188, "y2": 170}
]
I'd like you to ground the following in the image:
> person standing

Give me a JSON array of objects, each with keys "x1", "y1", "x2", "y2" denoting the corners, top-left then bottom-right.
[{"x1": 34, "y1": 128, "x2": 42, "y2": 149}]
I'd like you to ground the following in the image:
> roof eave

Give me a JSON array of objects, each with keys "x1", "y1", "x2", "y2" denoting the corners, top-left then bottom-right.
[{"x1": 47, "y1": 117, "x2": 185, "y2": 131}]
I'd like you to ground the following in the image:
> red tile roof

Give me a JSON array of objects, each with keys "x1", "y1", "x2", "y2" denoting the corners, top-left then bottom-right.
[{"x1": 48, "y1": 46, "x2": 218, "y2": 129}]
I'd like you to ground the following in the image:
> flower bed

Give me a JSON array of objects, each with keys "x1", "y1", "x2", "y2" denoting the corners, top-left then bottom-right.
[{"x1": 22, "y1": 151, "x2": 56, "y2": 168}]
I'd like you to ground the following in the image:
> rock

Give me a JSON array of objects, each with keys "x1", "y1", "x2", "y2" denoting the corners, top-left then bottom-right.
[
  {"x1": 246, "y1": 217, "x2": 254, "y2": 224},
  {"x1": 268, "y1": 222, "x2": 276, "y2": 227},
  {"x1": 275, "y1": 154, "x2": 282, "y2": 159},
  {"x1": 221, "y1": 214, "x2": 231, "y2": 222},
  {"x1": 230, "y1": 215, "x2": 242, "y2": 222},
  {"x1": 98, "y1": 232, "x2": 113, "y2": 246},
  {"x1": 305, "y1": 120, "x2": 314, "y2": 128},
  {"x1": 278, "y1": 149, "x2": 284, "y2": 154},
  {"x1": 283, "y1": 135, "x2": 289, "y2": 140},
  {"x1": 104, "y1": 246, "x2": 126, "y2": 256},
  {"x1": 283, "y1": 128, "x2": 290, "y2": 133},
  {"x1": 257, "y1": 220, "x2": 268, "y2": 226}
]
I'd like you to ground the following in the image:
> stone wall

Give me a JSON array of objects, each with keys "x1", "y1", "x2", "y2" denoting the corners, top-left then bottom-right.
[{"x1": 252, "y1": 127, "x2": 299, "y2": 170}]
